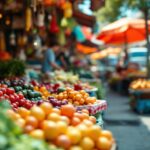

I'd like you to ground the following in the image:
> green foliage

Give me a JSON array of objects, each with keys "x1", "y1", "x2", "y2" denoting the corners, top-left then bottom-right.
[
  {"x1": 0, "y1": 59, "x2": 26, "y2": 79},
  {"x1": 96, "y1": 0, "x2": 145, "y2": 23}
]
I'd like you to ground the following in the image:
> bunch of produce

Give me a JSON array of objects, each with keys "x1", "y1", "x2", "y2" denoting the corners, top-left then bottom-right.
[
  {"x1": 0, "y1": 100, "x2": 61, "y2": 150},
  {"x1": 0, "y1": 59, "x2": 25, "y2": 79},
  {"x1": 50, "y1": 71, "x2": 79, "y2": 84},
  {"x1": 55, "y1": 88, "x2": 97, "y2": 106},
  {"x1": 130, "y1": 79, "x2": 150, "y2": 90},
  {"x1": 9, "y1": 102, "x2": 114, "y2": 150},
  {"x1": 74, "y1": 83, "x2": 95, "y2": 91},
  {"x1": 0, "y1": 84, "x2": 33, "y2": 110}
]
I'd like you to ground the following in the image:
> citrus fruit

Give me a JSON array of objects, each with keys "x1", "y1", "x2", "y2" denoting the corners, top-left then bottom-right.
[
  {"x1": 67, "y1": 127, "x2": 81, "y2": 144},
  {"x1": 87, "y1": 125, "x2": 102, "y2": 141},
  {"x1": 80, "y1": 137, "x2": 94, "y2": 150},
  {"x1": 17, "y1": 107, "x2": 30, "y2": 118},
  {"x1": 47, "y1": 113, "x2": 61, "y2": 122},
  {"x1": 60, "y1": 116, "x2": 70, "y2": 125},
  {"x1": 40, "y1": 102, "x2": 52, "y2": 115},
  {"x1": 101, "y1": 130, "x2": 113, "y2": 140},
  {"x1": 61, "y1": 104, "x2": 76, "y2": 118},
  {"x1": 15, "y1": 118, "x2": 26, "y2": 128},
  {"x1": 77, "y1": 124, "x2": 88, "y2": 137},
  {"x1": 30, "y1": 106, "x2": 45, "y2": 121},
  {"x1": 51, "y1": 108, "x2": 61, "y2": 114},
  {"x1": 24, "y1": 125, "x2": 34, "y2": 133},
  {"x1": 71, "y1": 117, "x2": 81, "y2": 126},
  {"x1": 83, "y1": 119, "x2": 93, "y2": 127},
  {"x1": 96, "y1": 136, "x2": 112, "y2": 150},
  {"x1": 89, "y1": 116, "x2": 96, "y2": 124},
  {"x1": 57, "y1": 121, "x2": 68, "y2": 134},
  {"x1": 30, "y1": 129, "x2": 44, "y2": 140},
  {"x1": 43, "y1": 121, "x2": 59, "y2": 140},
  {"x1": 55, "y1": 135, "x2": 71, "y2": 149},
  {"x1": 69, "y1": 146, "x2": 83, "y2": 150},
  {"x1": 25, "y1": 116, "x2": 38, "y2": 128}
]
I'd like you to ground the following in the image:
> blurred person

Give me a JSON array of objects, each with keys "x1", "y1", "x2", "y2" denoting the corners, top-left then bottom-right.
[
  {"x1": 42, "y1": 40, "x2": 62, "y2": 73},
  {"x1": 56, "y1": 46, "x2": 70, "y2": 70}
]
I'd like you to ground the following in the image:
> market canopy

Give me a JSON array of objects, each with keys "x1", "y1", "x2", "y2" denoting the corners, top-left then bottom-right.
[
  {"x1": 97, "y1": 18, "x2": 150, "y2": 45},
  {"x1": 90, "y1": 47, "x2": 121, "y2": 60}
]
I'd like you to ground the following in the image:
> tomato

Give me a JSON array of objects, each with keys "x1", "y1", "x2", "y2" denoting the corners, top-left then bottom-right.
[
  {"x1": 0, "y1": 91, "x2": 3, "y2": 97},
  {"x1": 1, "y1": 88, "x2": 6, "y2": 94},
  {"x1": 6, "y1": 88, "x2": 15, "y2": 95},
  {"x1": 9, "y1": 95, "x2": 16, "y2": 103},
  {"x1": 18, "y1": 93, "x2": 24, "y2": 99}
]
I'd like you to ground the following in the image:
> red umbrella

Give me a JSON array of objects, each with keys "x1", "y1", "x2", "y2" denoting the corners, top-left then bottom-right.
[{"x1": 97, "y1": 18, "x2": 150, "y2": 45}]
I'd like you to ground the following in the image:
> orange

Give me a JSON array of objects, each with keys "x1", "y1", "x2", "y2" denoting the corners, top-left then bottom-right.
[
  {"x1": 30, "y1": 106, "x2": 45, "y2": 121},
  {"x1": 60, "y1": 104, "x2": 76, "y2": 118},
  {"x1": 7, "y1": 110, "x2": 21, "y2": 120},
  {"x1": 87, "y1": 125, "x2": 101, "y2": 141},
  {"x1": 43, "y1": 121, "x2": 59, "y2": 140},
  {"x1": 77, "y1": 124, "x2": 88, "y2": 137},
  {"x1": 82, "y1": 113, "x2": 89, "y2": 120},
  {"x1": 55, "y1": 135, "x2": 71, "y2": 149},
  {"x1": 79, "y1": 98, "x2": 85, "y2": 105},
  {"x1": 51, "y1": 108, "x2": 61, "y2": 115},
  {"x1": 57, "y1": 121, "x2": 68, "y2": 134},
  {"x1": 30, "y1": 129, "x2": 45, "y2": 140},
  {"x1": 24, "y1": 125, "x2": 34, "y2": 133},
  {"x1": 40, "y1": 86, "x2": 47, "y2": 92},
  {"x1": 75, "y1": 94, "x2": 82, "y2": 101},
  {"x1": 15, "y1": 118, "x2": 26, "y2": 128},
  {"x1": 47, "y1": 113, "x2": 61, "y2": 122},
  {"x1": 74, "y1": 101, "x2": 80, "y2": 106},
  {"x1": 74, "y1": 112, "x2": 84, "y2": 120},
  {"x1": 40, "y1": 102, "x2": 53, "y2": 115},
  {"x1": 96, "y1": 136, "x2": 112, "y2": 150},
  {"x1": 25, "y1": 116, "x2": 38, "y2": 128},
  {"x1": 66, "y1": 127, "x2": 81, "y2": 144},
  {"x1": 34, "y1": 86, "x2": 39, "y2": 91},
  {"x1": 60, "y1": 116, "x2": 70, "y2": 125},
  {"x1": 17, "y1": 107, "x2": 30, "y2": 118},
  {"x1": 100, "y1": 130, "x2": 113, "y2": 141},
  {"x1": 81, "y1": 109, "x2": 89, "y2": 115},
  {"x1": 80, "y1": 137, "x2": 94, "y2": 150},
  {"x1": 69, "y1": 146, "x2": 83, "y2": 150},
  {"x1": 71, "y1": 117, "x2": 81, "y2": 126},
  {"x1": 79, "y1": 90, "x2": 86, "y2": 95},
  {"x1": 89, "y1": 116, "x2": 96, "y2": 124},
  {"x1": 83, "y1": 119, "x2": 93, "y2": 127}
]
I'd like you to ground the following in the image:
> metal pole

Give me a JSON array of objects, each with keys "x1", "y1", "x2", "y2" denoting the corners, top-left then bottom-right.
[{"x1": 144, "y1": 8, "x2": 150, "y2": 78}]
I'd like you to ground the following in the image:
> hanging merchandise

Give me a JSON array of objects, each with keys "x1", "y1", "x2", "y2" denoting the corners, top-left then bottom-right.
[
  {"x1": 61, "y1": 17, "x2": 68, "y2": 27},
  {"x1": 44, "y1": 0, "x2": 55, "y2": 6},
  {"x1": 25, "y1": 7, "x2": 32, "y2": 31},
  {"x1": 58, "y1": 29, "x2": 66, "y2": 46},
  {"x1": 0, "y1": 31, "x2": 6, "y2": 51},
  {"x1": 49, "y1": 15, "x2": 59, "y2": 33},
  {"x1": 9, "y1": 32, "x2": 16, "y2": 46},
  {"x1": 37, "y1": 5, "x2": 45, "y2": 28},
  {"x1": 62, "y1": 1, "x2": 72, "y2": 18},
  {"x1": 56, "y1": 0, "x2": 66, "y2": 7},
  {"x1": 73, "y1": 25, "x2": 86, "y2": 42},
  {"x1": 31, "y1": 0, "x2": 37, "y2": 12}
]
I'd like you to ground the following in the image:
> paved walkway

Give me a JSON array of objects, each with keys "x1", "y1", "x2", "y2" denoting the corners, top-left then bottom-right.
[{"x1": 103, "y1": 90, "x2": 150, "y2": 150}]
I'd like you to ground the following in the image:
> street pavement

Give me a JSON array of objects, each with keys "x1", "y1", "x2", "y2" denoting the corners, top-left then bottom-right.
[{"x1": 103, "y1": 90, "x2": 150, "y2": 150}]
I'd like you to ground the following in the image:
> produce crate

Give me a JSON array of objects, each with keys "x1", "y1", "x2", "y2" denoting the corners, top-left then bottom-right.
[{"x1": 129, "y1": 89, "x2": 150, "y2": 113}]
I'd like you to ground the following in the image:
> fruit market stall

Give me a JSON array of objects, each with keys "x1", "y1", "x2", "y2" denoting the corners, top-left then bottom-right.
[
  {"x1": 0, "y1": 81, "x2": 115, "y2": 150},
  {"x1": 129, "y1": 79, "x2": 150, "y2": 114}
]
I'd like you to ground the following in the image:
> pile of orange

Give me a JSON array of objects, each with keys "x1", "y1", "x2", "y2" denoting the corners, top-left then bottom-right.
[
  {"x1": 8, "y1": 103, "x2": 114, "y2": 150},
  {"x1": 34, "y1": 86, "x2": 51, "y2": 100},
  {"x1": 130, "y1": 79, "x2": 150, "y2": 90},
  {"x1": 55, "y1": 88, "x2": 97, "y2": 106}
]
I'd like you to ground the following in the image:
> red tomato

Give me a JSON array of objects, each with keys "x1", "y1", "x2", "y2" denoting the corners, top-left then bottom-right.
[
  {"x1": 18, "y1": 93, "x2": 24, "y2": 99},
  {"x1": 6, "y1": 88, "x2": 15, "y2": 95},
  {"x1": 9, "y1": 95, "x2": 16, "y2": 103},
  {"x1": 0, "y1": 91, "x2": 3, "y2": 97}
]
